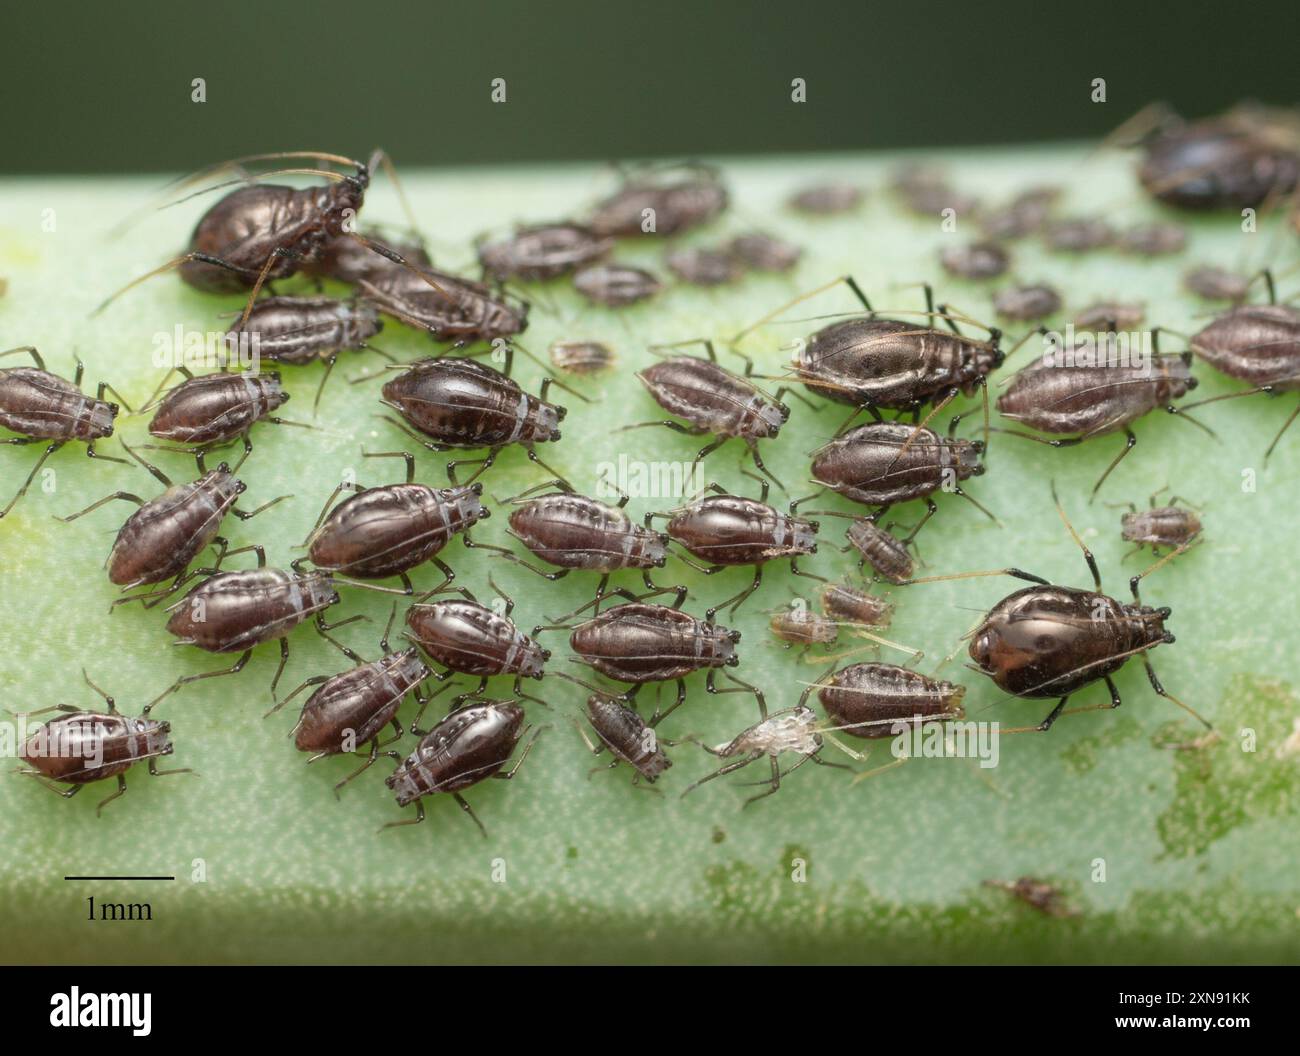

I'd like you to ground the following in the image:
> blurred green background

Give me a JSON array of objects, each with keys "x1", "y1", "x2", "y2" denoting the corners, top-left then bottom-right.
[{"x1": 3, "y1": 0, "x2": 1294, "y2": 175}]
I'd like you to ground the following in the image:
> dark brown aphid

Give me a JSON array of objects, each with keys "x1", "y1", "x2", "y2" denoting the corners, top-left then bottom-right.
[
  {"x1": 1118, "y1": 222, "x2": 1187, "y2": 256},
  {"x1": 996, "y1": 339, "x2": 1204, "y2": 496},
  {"x1": 1074, "y1": 301, "x2": 1145, "y2": 331},
  {"x1": 665, "y1": 246, "x2": 742, "y2": 287},
  {"x1": 814, "y1": 661, "x2": 966, "y2": 739},
  {"x1": 1043, "y1": 217, "x2": 1115, "y2": 253},
  {"x1": 270, "y1": 609, "x2": 430, "y2": 796},
  {"x1": 146, "y1": 368, "x2": 296, "y2": 469},
  {"x1": 628, "y1": 342, "x2": 795, "y2": 484},
  {"x1": 579, "y1": 694, "x2": 673, "y2": 784},
  {"x1": 656, "y1": 478, "x2": 821, "y2": 617},
  {"x1": 820, "y1": 579, "x2": 893, "y2": 628},
  {"x1": 548, "y1": 339, "x2": 615, "y2": 375},
  {"x1": 1136, "y1": 106, "x2": 1300, "y2": 210},
  {"x1": 1183, "y1": 265, "x2": 1253, "y2": 303},
  {"x1": 993, "y1": 283, "x2": 1062, "y2": 321},
  {"x1": 0, "y1": 346, "x2": 127, "y2": 518},
  {"x1": 940, "y1": 241, "x2": 1010, "y2": 280},
  {"x1": 17, "y1": 672, "x2": 191, "y2": 814},
  {"x1": 572, "y1": 263, "x2": 663, "y2": 306},
  {"x1": 787, "y1": 182, "x2": 863, "y2": 215},
  {"x1": 728, "y1": 232, "x2": 802, "y2": 272},
  {"x1": 57, "y1": 441, "x2": 284, "y2": 605},
  {"x1": 588, "y1": 164, "x2": 728, "y2": 237},
  {"x1": 983, "y1": 877, "x2": 1078, "y2": 918},
  {"x1": 478, "y1": 223, "x2": 613, "y2": 282},
  {"x1": 361, "y1": 264, "x2": 529, "y2": 345},
  {"x1": 380, "y1": 354, "x2": 565, "y2": 483},
  {"x1": 304, "y1": 451, "x2": 494, "y2": 593},
  {"x1": 307, "y1": 230, "x2": 433, "y2": 285},
  {"x1": 1117, "y1": 492, "x2": 1202, "y2": 555},
  {"x1": 807, "y1": 421, "x2": 986, "y2": 511},
  {"x1": 979, "y1": 187, "x2": 1060, "y2": 240},
  {"x1": 404, "y1": 582, "x2": 550, "y2": 705},
  {"x1": 383, "y1": 699, "x2": 541, "y2": 836},
  {"x1": 769, "y1": 605, "x2": 839, "y2": 647}
]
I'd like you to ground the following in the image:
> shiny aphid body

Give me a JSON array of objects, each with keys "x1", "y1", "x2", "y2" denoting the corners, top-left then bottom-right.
[
  {"x1": 573, "y1": 263, "x2": 663, "y2": 306},
  {"x1": 0, "y1": 346, "x2": 126, "y2": 518},
  {"x1": 569, "y1": 602, "x2": 738, "y2": 685},
  {"x1": 810, "y1": 422, "x2": 985, "y2": 508},
  {"x1": 226, "y1": 296, "x2": 382, "y2": 366},
  {"x1": 360, "y1": 264, "x2": 528, "y2": 344},
  {"x1": 583, "y1": 694, "x2": 672, "y2": 782},
  {"x1": 815, "y1": 662, "x2": 966, "y2": 739},
  {"x1": 1190, "y1": 304, "x2": 1300, "y2": 391},
  {"x1": 148, "y1": 370, "x2": 291, "y2": 466},
  {"x1": 478, "y1": 223, "x2": 613, "y2": 282},
  {"x1": 507, "y1": 486, "x2": 668, "y2": 574},
  {"x1": 588, "y1": 166, "x2": 728, "y2": 237},
  {"x1": 308, "y1": 230, "x2": 433, "y2": 285}
]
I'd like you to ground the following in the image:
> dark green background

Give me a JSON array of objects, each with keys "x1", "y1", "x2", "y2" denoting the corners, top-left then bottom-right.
[{"x1": 3, "y1": 0, "x2": 1294, "y2": 174}]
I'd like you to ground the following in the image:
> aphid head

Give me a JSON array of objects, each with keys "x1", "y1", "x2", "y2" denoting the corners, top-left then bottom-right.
[
  {"x1": 791, "y1": 518, "x2": 819, "y2": 554},
  {"x1": 756, "y1": 400, "x2": 788, "y2": 438},
  {"x1": 1157, "y1": 353, "x2": 1198, "y2": 401},
  {"x1": 520, "y1": 640, "x2": 550, "y2": 679},
  {"x1": 449, "y1": 483, "x2": 490, "y2": 528},
  {"x1": 644, "y1": 532, "x2": 670, "y2": 567}
]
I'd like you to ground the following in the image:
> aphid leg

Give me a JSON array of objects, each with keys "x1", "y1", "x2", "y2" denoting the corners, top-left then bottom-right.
[
  {"x1": 498, "y1": 477, "x2": 575, "y2": 504},
  {"x1": 951, "y1": 485, "x2": 1002, "y2": 526},
  {"x1": 1264, "y1": 398, "x2": 1300, "y2": 461},
  {"x1": 266, "y1": 674, "x2": 330, "y2": 719},
  {"x1": 92, "y1": 252, "x2": 264, "y2": 317},
  {"x1": 0, "y1": 345, "x2": 45, "y2": 368},
  {"x1": 300, "y1": 480, "x2": 366, "y2": 545},
  {"x1": 706, "y1": 566, "x2": 762, "y2": 620},
  {"x1": 94, "y1": 774, "x2": 129, "y2": 816},
  {"x1": 147, "y1": 757, "x2": 193, "y2": 779},
  {"x1": 679, "y1": 752, "x2": 762, "y2": 799},
  {"x1": 379, "y1": 793, "x2": 426, "y2": 832},
  {"x1": 1089, "y1": 427, "x2": 1138, "y2": 500},
  {"x1": 1035, "y1": 696, "x2": 1070, "y2": 733},
  {"x1": 119, "y1": 440, "x2": 174, "y2": 491},
  {"x1": 55, "y1": 490, "x2": 146, "y2": 523},
  {"x1": 789, "y1": 556, "x2": 826, "y2": 585},
  {"x1": 745, "y1": 439, "x2": 785, "y2": 492},
  {"x1": 144, "y1": 649, "x2": 253, "y2": 714},
  {"x1": 19, "y1": 772, "x2": 82, "y2": 799},
  {"x1": 446, "y1": 449, "x2": 497, "y2": 486},
  {"x1": 708, "y1": 671, "x2": 767, "y2": 720},
  {"x1": 453, "y1": 793, "x2": 488, "y2": 838},
  {"x1": 1143, "y1": 654, "x2": 1212, "y2": 730},
  {"x1": 648, "y1": 680, "x2": 688, "y2": 727},
  {"x1": 0, "y1": 440, "x2": 65, "y2": 519},
  {"x1": 494, "y1": 724, "x2": 545, "y2": 780},
  {"x1": 740, "y1": 757, "x2": 784, "y2": 808},
  {"x1": 332, "y1": 740, "x2": 380, "y2": 799},
  {"x1": 409, "y1": 680, "x2": 463, "y2": 737},
  {"x1": 731, "y1": 274, "x2": 873, "y2": 345},
  {"x1": 230, "y1": 490, "x2": 290, "y2": 521},
  {"x1": 1051, "y1": 482, "x2": 1103, "y2": 591},
  {"x1": 788, "y1": 488, "x2": 826, "y2": 515}
]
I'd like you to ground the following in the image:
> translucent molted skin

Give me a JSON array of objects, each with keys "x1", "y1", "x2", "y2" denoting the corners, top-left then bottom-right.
[
  {"x1": 22, "y1": 713, "x2": 174, "y2": 783},
  {"x1": 386, "y1": 701, "x2": 525, "y2": 807},
  {"x1": 968, "y1": 585, "x2": 1171, "y2": 699},
  {"x1": 0, "y1": 367, "x2": 117, "y2": 441},
  {"x1": 226, "y1": 296, "x2": 382, "y2": 365},
  {"x1": 820, "y1": 581, "x2": 893, "y2": 628},
  {"x1": 381, "y1": 358, "x2": 562, "y2": 449},
  {"x1": 666, "y1": 495, "x2": 816, "y2": 566},
  {"x1": 294, "y1": 649, "x2": 429, "y2": 755},
  {"x1": 811, "y1": 422, "x2": 983, "y2": 507},
  {"x1": 308, "y1": 483, "x2": 487, "y2": 578},
  {"x1": 1191, "y1": 305, "x2": 1300, "y2": 391},
  {"x1": 638, "y1": 357, "x2": 786, "y2": 439},
  {"x1": 165, "y1": 569, "x2": 337, "y2": 653},
  {"x1": 507, "y1": 493, "x2": 666, "y2": 572},
  {"x1": 585, "y1": 695, "x2": 671, "y2": 781},
  {"x1": 406, "y1": 600, "x2": 548, "y2": 679},
  {"x1": 818, "y1": 662, "x2": 965, "y2": 739},
  {"x1": 569, "y1": 602, "x2": 739, "y2": 684},
  {"x1": 769, "y1": 608, "x2": 838, "y2": 646},
  {"x1": 149, "y1": 373, "x2": 289, "y2": 445},
  {"x1": 714, "y1": 706, "x2": 822, "y2": 756}
]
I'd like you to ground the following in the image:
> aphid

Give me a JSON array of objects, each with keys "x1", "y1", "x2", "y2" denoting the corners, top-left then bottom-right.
[
  {"x1": 303, "y1": 450, "x2": 495, "y2": 594},
  {"x1": 625, "y1": 341, "x2": 798, "y2": 484},
  {"x1": 538, "y1": 591, "x2": 747, "y2": 725},
  {"x1": 940, "y1": 241, "x2": 1010, "y2": 280},
  {"x1": 153, "y1": 557, "x2": 361, "y2": 707},
  {"x1": 379, "y1": 353, "x2": 566, "y2": 483},
  {"x1": 995, "y1": 335, "x2": 1206, "y2": 496},
  {"x1": 1135, "y1": 106, "x2": 1300, "y2": 210},
  {"x1": 383, "y1": 699, "x2": 542, "y2": 836},
  {"x1": 270, "y1": 607, "x2": 430, "y2": 796},
  {"x1": 360, "y1": 264, "x2": 529, "y2": 346},
  {"x1": 653, "y1": 477, "x2": 821, "y2": 617},
  {"x1": 993, "y1": 283, "x2": 1062, "y2": 321},
  {"x1": 477, "y1": 223, "x2": 613, "y2": 282},
  {"x1": 572, "y1": 263, "x2": 663, "y2": 306},
  {"x1": 1074, "y1": 301, "x2": 1145, "y2": 331},
  {"x1": 549, "y1": 339, "x2": 615, "y2": 375},
  {"x1": 979, "y1": 187, "x2": 1060, "y2": 240},
  {"x1": 224, "y1": 295, "x2": 384, "y2": 410},
  {"x1": 308, "y1": 230, "x2": 433, "y2": 285},
  {"x1": 805, "y1": 421, "x2": 987, "y2": 514},
  {"x1": 1118, "y1": 222, "x2": 1187, "y2": 256},
  {"x1": 1116, "y1": 491, "x2": 1202, "y2": 555},
  {"x1": 665, "y1": 245, "x2": 742, "y2": 287},
  {"x1": 769, "y1": 605, "x2": 840, "y2": 648},
  {"x1": 577, "y1": 694, "x2": 673, "y2": 784},
  {"x1": 728, "y1": 232, "x2": 802, "y2": 272},
  {"x1": 404, "y1": 581, "x2": 550, "y2": 705},
  {"x1": 588, "y1": 164, "x2": 728, "y2": 237},
  {"x1": 813, "y1": 661, "x2": 966, "y2": 738},
  {"x1": 983, "y1": 877, "x2": 1078, "y2": 918},
  {"x1": 16, "y1": 671, "x2": 191, "y2": 814},
  {"x1": 145, "y1": 368, "x2": 300, "y2": 470},
  {"x1": 1043, "y1": 217, "x2": 1115, "y2": 253},
  {"x1": 1183, "y1": 265, "x2": 1253, "y2": 303},
  {"x1": 819, "y1": 579, "x2": 894, "y2": 628},
  {"x1": 56, "y1": 441, "x2": 285, "y2": 606},
  {"x1": 787, "y1": 182, "x2": 863, "y2": 215},
  {"x1": 504, "y1": 478, "x2": 670, "y2": 602},
  {"x1": 891, "y1": 165, "x2": 979, "y2": 216},
  {"x1": 0, "y1": 346, "x2": 128, "y2": 518},
  {"x1": 843, "y1": 515, "x2": 922, "y2": 584}
]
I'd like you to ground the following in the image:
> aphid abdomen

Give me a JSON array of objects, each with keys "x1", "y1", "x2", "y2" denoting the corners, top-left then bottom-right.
[
  {"x1": 108, "y1": 471, "x2": 240, "y2": 587},
  {"x1": 22, "y1": 713, "x2": 172, "y2": 783},
  {"x1": 666, "y1": 496, "x2": 814, "y2": 565},
  {"x1": 800, "y1": 319, "x2": 965, "y2": 408},
  {"x1": 507, "y1": 495, "x2": 663, "y2": 570},
  {"x1": 1121, "y1": 507, "x2": 1202, "y2": 548},
  {"x1": 638, "y1": 357, "x2": 777, "y2": 438},
  {"x1": 406, "y1": 600, "x2": 546, "y2": 678},
  {"x1": 569, "y1": 603, "x2": 735, "y2": 683},
  {"x1": 0, "y1": 368, "x2": 116, "y2": 441},
  {"x1": 149, "y1": 374, "x2": 288, "y2": 445},
  {"x1": 229, "y1": 296, "x2": 382, "y2": 365},
  {"x1": 818, "y1": 662, "x2": 965, "y2": 738},
  {"x1": 295, "y1": 650, "x2": 428, "y2": 754},
  {"x1": 1191, "y1": 305, "x2": 1300, "y2": 389},
  {"x1": 996, "y1": 361, "x2": 1162, "y2": 436},
  {"x1": 165, "y1": 569, "x2": 336, "y2": 652},
  {"x1": 387, "y1": 701, "x2": 525, "y2": 805},
  {"x1": 586, "y1": 695, "x2": 671, "y2": 780},
  {"x1": 812, "y1": 423, "x2": 980, "y2": 506},
  {"x1": 845, "y1": 520, "x2": 913, "y2": 584}
]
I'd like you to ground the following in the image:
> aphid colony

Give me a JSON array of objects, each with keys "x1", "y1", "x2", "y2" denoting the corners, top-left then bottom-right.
[{"x1": 8, "y1": 106, "x2": 1295, "y2": 833}]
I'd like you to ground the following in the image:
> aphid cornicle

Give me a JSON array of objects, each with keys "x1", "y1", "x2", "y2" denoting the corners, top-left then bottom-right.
[
  {"x1": 383, "y1": 699, "x2": 542, "y2": 837},
  {"x1": 587, "y1": 164, "x2": 728, "y2": 237},
  {"x1": 380, "y1": 353, "x2": 566, "y2": 484},
  {"x1": 579, "y1": 694, "x2": 673, "y2": 784},
  {"x1": 813, "y1": 661, "x2": 966, "y2": 739},
  {"x1": 145, "y1": 368, "x2": 297, "y2": 470},
  {"x1": 303, "y1": 450, "x2": 495, "y2": 594},
  {"x1": 17, "y1": 672, "x2": 191, "y2": 814},
  {"x1": 57, "y1": 441, "x2": 285, "y2": 606},
  {"x1": 572, "y1": 263, "x2": 663, "y2": 306},
  {"x1": 270, "y1": 608, "x2": 431, "y2": 797},
  {"x1": 0, "y1": 346, "x2": 128, "y2": 519},
  {"x1": 477, "y1": 222, "x2": 613, "y2": 282},
  {"x1": 1116, "y1": 492, "x2": 1202, "y2": 555}
]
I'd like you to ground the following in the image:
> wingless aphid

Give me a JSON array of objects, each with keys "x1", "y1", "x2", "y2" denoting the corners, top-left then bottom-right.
[
  {"x1": 1183, "y1": 265, "x2": 1253, "y2": 303},
  {"x1": 787, "y1": 182, "x2": 863, "y2": 215},
  {"x1": 768, "y1": 604, "x2": 840, "y2": 648},
  {"x1": 1118, "y1": 222, "x2": 1187, "y2": 256},
  {"x1": 576, "y1": 693, "x2": 674, "y2": 786},
  {"x1": 819, "y1": 579, "x2": 894, "y2": 629},
  {"x1": 16, "y1": 671, "x2": 191, "y2": 814},
  {"x1": 1115, "y1": 490, "x2": 1202, "y2": 556},
  {"x1": 382, "y1": 699, "x2": 542, "y2": 837},
  {"x1": 941, "y1": 241, "x2": 1011, "y2": 280},
  {"x1": 993, "y1": 284, "x2": 1062, "y2": 322},
  {"x1": 587, "y1": 163, "x2": 728, "y2": 237},
  {"x1": 477, "y1": 222, "x2": 613, "y2": 282},
  {"x1": 665, "y1": 246, "x2": 743, "y2": 287},
  {"x1": 1043, "y1": 217, "x2": 1115, "y2": 254},
  {"x1": 0, "y1": 346, "x2": 129, "y2": 518},
  {"x1": 56, "y1": 440, "x2": 286, "y2": 607},
  {"x1": 572, "y1": 263, "x2": 663, "y2": 307},
  {"x1": 548, "y1": 340, "x2": 615, "y2": 375},
  {"x1": 360, "y1": 264, "x2": 529, "y2": 347},
  {"x1": 812, "y1": 661, "x2": 966, "y2": 739},
  {"x1": 1075, "y1": 302, "x2": 1146, "y2": 332},
  {"x1": 728, "y1": 232, "x2": 802, "y2": 273}
]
